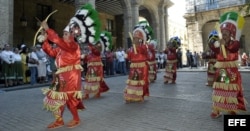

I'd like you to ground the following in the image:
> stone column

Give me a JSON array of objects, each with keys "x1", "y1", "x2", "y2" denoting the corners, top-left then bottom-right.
[
  {"x1": 158, "y1": 6, "x2": 166, "y2": 50},
  {"x1": 131, "y1": 0, "x2": 142, "y2": 27},
  {"x1": 123, "y1": 8, "x2": 133, "y2": 49},
  {"x1": 164, "y1": 6, "x2": 169, "y2": 49},
  {"x1": 0, "y1": 0, "x2": 13, "y2": 47}
]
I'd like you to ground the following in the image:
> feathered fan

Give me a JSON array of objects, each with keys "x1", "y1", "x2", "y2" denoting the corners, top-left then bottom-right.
[
  {"x1": 133, "y1": 21, "x2": 154, "y2": 42},
  {"x1": 100, "y1": 31, "x2": 113, "y2": 53},
  {"x1": 66, "y1": 3, "x2": 101, "y2": 45}
]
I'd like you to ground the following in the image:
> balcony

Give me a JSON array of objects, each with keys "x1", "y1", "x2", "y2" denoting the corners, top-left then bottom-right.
[{"x1": 186, "y1": 0, "x2": 250, "y2": 13}]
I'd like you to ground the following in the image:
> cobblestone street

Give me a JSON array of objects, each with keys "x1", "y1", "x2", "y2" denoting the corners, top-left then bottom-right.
[{"x1": 0, "y1": 69, "x2": 249, "y2": 131}]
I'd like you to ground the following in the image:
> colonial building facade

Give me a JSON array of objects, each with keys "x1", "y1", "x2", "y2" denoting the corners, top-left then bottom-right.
[
  {"x1": 185, "y1": 0, "x2": 250, "y2": 54},
  {"x1": 0, "y1": 0, "x2": 174, "y2": 51}
]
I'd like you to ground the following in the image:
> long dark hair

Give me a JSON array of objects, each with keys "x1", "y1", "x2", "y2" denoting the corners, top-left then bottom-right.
[{"x1": 20, "y1": 46, "x2": 29, "y2": 54}]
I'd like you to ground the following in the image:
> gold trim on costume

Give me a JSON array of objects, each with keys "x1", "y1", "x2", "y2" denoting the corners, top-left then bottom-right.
[
  {"x1": 126, "y1": 79, "x2": 145, "y2": 86},
  {"x1": 86, "y1": 77, "x2": 101, "y2": 82},
  {"x1": 42, "y1": 88, "x2": 83, "y2": 100},
  {"x1": 130, "y1": 62, "x2": 146, "y2": 68},
  {"x1": 87, "y1": 62, "x2": 103, "y2": 67},
  {"x1": 167, "y1": 59, "x2": 177, "y2": 64},
  {"x1": 55, "y1": 64, "x2": 83, "y2": 74},
  {"x1": 213, "y1": 82, "x2": 239, "y2": 91},
  {"x1": 212, "y1": 96, "x2": 239, "y2": 104},
  {"x1": 214, "y1": 61, "x2": 239, "y2": 68}
]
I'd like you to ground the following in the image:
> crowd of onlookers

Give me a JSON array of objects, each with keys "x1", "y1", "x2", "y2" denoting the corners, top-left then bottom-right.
[
  {"x1": 0, "y1": 44, "x2": 54, "y2": 87},
  {"x1": 1, "y1": 43, "x2": 249, "y2": 88}
]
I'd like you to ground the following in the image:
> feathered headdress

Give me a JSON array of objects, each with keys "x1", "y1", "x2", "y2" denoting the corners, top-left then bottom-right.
[
  {"x1": 208, "y1": 30, "x2": 219, "y2": 47},
  {"x1": 100, "y1": 31, "x2": 113, "y2": 53},
  {"x1": 149, "y1": 39, "x2": 157, "y2": 49},
  {"x1": 219, "y1": 11, "x2": 245, "y2": 41},
  {"x1": 168, "y1": 36, "x2": 181, "y2": 48},
  {"x1": 64, "y1": 3, "x2": 101, "y2": 45},
  {"x1": 133, "y1": 21, "x2": 154, "y2": 42}
]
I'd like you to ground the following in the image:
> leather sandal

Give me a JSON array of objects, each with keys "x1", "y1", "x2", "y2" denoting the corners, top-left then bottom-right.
[
  {"x1": 210, "y1": 112, "x2": 221, "y2": 119},
  {"x1": 47, "y1": 120, "x2": 64, "y2": 129},
  {"x1": 67, "y1": 120, "x2": 80, "y2": 128},
  {"x1": 82, "y1": 94, "x2": 89, "y2": 100},
  {"x1": 94, "y1": 92, "x2": 100, "y2": 98}
]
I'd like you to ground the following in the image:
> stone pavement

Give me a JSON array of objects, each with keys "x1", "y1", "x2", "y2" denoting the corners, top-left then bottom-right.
[{"x1": 0, "y1": 67, "x2": 249, "y2": 131}]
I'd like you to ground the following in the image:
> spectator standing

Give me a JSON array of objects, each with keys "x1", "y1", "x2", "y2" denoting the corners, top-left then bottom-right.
[
  {"x1": 241, "y1": 52, "x2": 248, "y2": 66},
  {"x1": 117, "y1": 47, "x2": 127, "y2": 75},
  {"x1": 176, "y1": 48, "x2": 182, "y2": 68},
  {"x1": 13, "y1": 47, "x2": 23, "y2": 85},
  {"x1": 158, "y1": 51, "x2": 165, "y2": 69},
  {"x1": 1, "y1": 44, "x2": 15, "y2": 87},
  {"x1": 186, "y1": 50, "x2": 191, "y2": 67},
  {"x1": 155, "y1": 50, "x2": 160, "y2": 69},
  {"x1": 105, "y1": 50, "x2": 114, "y2": 75},
  {"x1": 27, "y1": 46, "x2": 39, "y2": 85},
  {"x1": 20, "y1": 46, "x2": 30, "y2": 84},
  {"x1": 35, "y1": 44, "x2": 48, "y2": 83}
]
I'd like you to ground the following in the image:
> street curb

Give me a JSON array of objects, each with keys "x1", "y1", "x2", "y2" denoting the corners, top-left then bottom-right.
[{"x1": 0, "y1": 67, "x2": 249, "y2": 92}]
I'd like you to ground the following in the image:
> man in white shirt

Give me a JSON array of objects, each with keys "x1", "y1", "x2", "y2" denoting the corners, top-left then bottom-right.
[
  {"x1": 1, "y1": 44, "x2": 15, "y2": 87},
  {"x1": 116, "y1": 47, "x2": 127, "y2": 75}
]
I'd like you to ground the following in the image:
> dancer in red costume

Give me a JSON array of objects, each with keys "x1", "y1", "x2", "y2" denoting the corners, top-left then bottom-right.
[
  {"x1": 209, "y1": 11, "x2": 248, "y2": 118},
  {"x1": 124, "y1": 21, "x2": 153, "y2": 103},
  {"x1": 82, "y1": 40, "x2": 110, "y2": 99},
  {"x1": 163, "y1": 36, "x2": 181, "y2": 84},
  {"x1": 39, "y1": 4, "x2": 101, "y2": 129},
  {"x1": 147, "y1": 39, "x2": 157, "y2": 83},
  {"x1": 205, "y1": 30, "x2": 218, "y2": 86},
  {"x1": 205, "y1": 49, "x2": 217, "y2": 86}
]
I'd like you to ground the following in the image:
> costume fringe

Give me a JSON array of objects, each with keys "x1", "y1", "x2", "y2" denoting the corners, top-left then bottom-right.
[
  {"x1": 213, "y1": 82, "x2": 239, "y2": 91},
  {"x1": 43, "y1": 96, "x2": 66, "y2": 112},
  {"x1": 42, "y1": 88, "x2": 83, "y2": 112},
  {"x1": 87, "y1": 62, "x2": 103, "y2": 67},
  {"x1": 165, "y1": 69, "x2": 175, "y2": 73},
  {"x1": 212, "y1": 106, "x2": 239, "y2": 114},
  {"x1": 149, "y1": 75, "x2": 155, "y2": 80},
  {"x1": 149, "y1": 70, "x2": 156, "y2": 74},
  {"x1": 214, "y1": 61, "x2": 239, "y2": 68},
  {"x1": 164, "y1": 73, "x2": 173, "y2": 79},
  {"x1": 56, "y1": 64, "x2": 83, "y2": 74},
  {"x1": 126, "y1": 89, "x2": 143, "y2": 96},
  {"x1": 73, "y1": 91, "x2": 83, "y2": 99},
  {"x1": 124, "y1": 94, "x2": 143, "y2": 101},
  {"x1": 45, "y1": 89, "x2": 68, "y2": 100},
  {"x1": 130, "y1": 62, "x2": 146, "y2": 68},
  {"x1": 84, "y1": 82, "x2": 100, "y2": 93},
  {"x1": 87, "y1": 76, "x2": 101, "y2": 82},
  {"x1": 126, "y1": 79, "x2": 145, "y2": 86},
  {"x1": 167, "y1": 59, "x2": 177, "y2": 64},
  {"x1": 212, "y1": 96, "x2": 239, "y2": 104}
]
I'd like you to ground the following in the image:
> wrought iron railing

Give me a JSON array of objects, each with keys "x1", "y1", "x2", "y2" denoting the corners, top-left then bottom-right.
[{"x1": 186, "y1": 0, "x2": 250, "y2": 13}]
